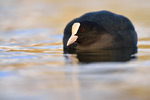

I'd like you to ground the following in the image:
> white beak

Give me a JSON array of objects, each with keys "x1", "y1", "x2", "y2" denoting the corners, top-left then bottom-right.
[{"x1": 67, "y1": 22, "x2": 80, "y2": 46}]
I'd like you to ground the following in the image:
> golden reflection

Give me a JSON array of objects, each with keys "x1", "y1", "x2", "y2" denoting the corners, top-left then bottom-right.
[
  {"x1": 6, "y1": 49, "x2": 62, "y2": 53},
  {"x1": 138, "y1": 55, "x2": 150, "y2": 61},
  {"x1": 2, "y1": 61, "x2": 65, "y2": 68},
  {"x1": 138, "y1": 38, "x2": 150, "y2": 60},
  {"x1": 138, "y1": 38, "x2": 150, "y2": 41},
  {"x1": 138, "y1": 45, "x2": 150, "y2": 49},
  {"x1": 126, "y1": 87, "x2": 150, "y2": 100},
  {"x1": 0, "y1": 0, "x2": 150, "y2": 100},
  {"x1": 0, "y1": 42, "x2": 63, "y2": 53},
  {"x1": 28, "y1": 42, "x2": 62, "y2": 47}
]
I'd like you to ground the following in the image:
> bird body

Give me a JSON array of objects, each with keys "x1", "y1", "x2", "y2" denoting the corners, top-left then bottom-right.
[{"x1": 63, "y1": 10, "x2": 137, "y2": 52}]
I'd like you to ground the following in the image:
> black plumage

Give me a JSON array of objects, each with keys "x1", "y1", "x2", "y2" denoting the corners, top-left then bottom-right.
[{"x1": 63, "y1": 10, "x2": 137, "y2": 53}]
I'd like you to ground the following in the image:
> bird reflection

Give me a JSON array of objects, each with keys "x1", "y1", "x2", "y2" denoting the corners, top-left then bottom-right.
[{"x1": 64, "y1": 47, "x2": 137, "y2": 63}]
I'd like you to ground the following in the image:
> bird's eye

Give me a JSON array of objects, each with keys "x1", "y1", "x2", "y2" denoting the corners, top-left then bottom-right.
[{"x1": 80, "y1": 27, "x2": 85, "y2": 32}]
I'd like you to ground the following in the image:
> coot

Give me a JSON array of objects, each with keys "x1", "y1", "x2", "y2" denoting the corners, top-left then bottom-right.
[{"x1": 63, "y1": 10, "x2": 137, "y2": 52}]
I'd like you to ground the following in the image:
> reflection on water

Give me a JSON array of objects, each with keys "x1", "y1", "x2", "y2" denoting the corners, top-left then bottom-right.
[
  {"x1": 0, "y1": 0, "x2": 150, "y2": 100},
  {"x1": 64, "y1": 48, "x2": 137, "y2": 63}
]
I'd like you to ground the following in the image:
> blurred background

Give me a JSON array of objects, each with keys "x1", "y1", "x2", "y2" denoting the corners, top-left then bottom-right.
[
  {"x1": 0, "y1": 0, "x2": 150, "y2": 100},
  {"x1": 1, "y1": 0, "x2": 150, "y2": 35}
]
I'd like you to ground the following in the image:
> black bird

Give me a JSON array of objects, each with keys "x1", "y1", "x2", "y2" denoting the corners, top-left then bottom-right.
[{"x1": 63, "y1": 10, "x2": 137, "y2": 53}]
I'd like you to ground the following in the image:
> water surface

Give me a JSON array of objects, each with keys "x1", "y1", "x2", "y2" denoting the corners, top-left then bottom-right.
[{"x1": 0, "y1": 0, "x2": 150, "y2": 100}]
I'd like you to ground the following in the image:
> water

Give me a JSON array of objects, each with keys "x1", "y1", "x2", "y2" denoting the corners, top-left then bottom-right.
[{"x1": 0, "y1": 0, "x2": 150, "y2": 100}]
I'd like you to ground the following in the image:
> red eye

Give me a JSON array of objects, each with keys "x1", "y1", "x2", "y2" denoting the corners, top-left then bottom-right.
[{"x1": 80, "y1": 28, "x2": 85, "y2": 32}]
